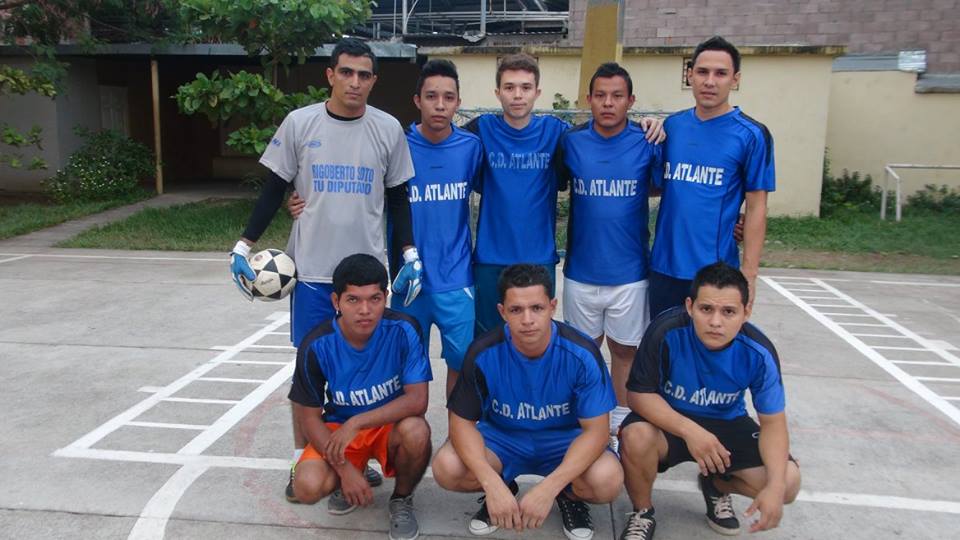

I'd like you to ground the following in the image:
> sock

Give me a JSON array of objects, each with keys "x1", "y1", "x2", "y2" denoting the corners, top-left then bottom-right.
[
  {"x1": 292, "y1": 448, "x2": 304, "y2": 465},
  {"x1": 391, "y1": 491, "x2": 411, "y2": 500},
  {"x1": 610, "y1": 406, "x2": 630, "y2": 434}
]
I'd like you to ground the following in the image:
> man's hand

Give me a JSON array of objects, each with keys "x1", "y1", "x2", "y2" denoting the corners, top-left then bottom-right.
[
  {"x1": 324, "y1": 420, "x2": 360, "y2": 466},
  {"x1": 734, "y1": 213, "x2": 745, "y2": 243},
  {"x1": 484, "y1": 480, "x2": 523, "y2": 531},
  {"x1": 742, "y1": 268, "x2": 758, "y2": 311},
  {"x1": 518, "y1": 483, "x2": 555, "y2": 530},
  {"x1": 287, "y1": 191, "x2": 305, "y2": 219},
  {"x1": 230, "y1": 240, "x2": 255, "y2": 301},
  {"x1": 684, "y1": 427, "x2": 731, "y2": 476},
  {"x1": 744, "y1": 485, "x2": 785, "y2": 532},
  {"x1": 638, "y1": 116, "x2": 667, "y2": 144},
  {"x1": 391, "y1": 247, "x2": 423, "y2": 307},
  {"x1": 337, "y1": 462, "x2": 374, "y2": 508}
]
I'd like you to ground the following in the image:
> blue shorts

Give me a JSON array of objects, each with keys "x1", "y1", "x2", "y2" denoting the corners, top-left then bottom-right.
[
  {"x1": 648, "y1": 271, "x2": 692, "y2": 321},
  {"x1": 290, "y1": 281, "x2": 335, "y2": 347},
  {"x1": 474, "y1": 263, "x2": 557, "y2": 336},
  {"x1": 391, "y1": 287, "x2": 475, "y2": 371},
  {"x1": 477, "y1": 422, "x2": 579, "y2": 483}
]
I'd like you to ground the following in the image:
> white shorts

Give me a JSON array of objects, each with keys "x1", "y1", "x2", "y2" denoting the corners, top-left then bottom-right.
[{"x1": 562, "y1": 278, "x2": 650, "y2": 346}]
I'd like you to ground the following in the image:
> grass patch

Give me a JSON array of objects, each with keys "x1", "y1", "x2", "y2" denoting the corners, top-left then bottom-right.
[
  {"x1": 60, "y1": 198, "x2": 292, "y2": 251},
  {"x1": 0, "y1": 190, "x2": 151, "y2": 241}
]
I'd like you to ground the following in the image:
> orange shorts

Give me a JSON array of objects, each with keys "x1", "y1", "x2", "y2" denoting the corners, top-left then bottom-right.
[{"x1": 299, "y1": 422, "x2": 395, "y2": 477}]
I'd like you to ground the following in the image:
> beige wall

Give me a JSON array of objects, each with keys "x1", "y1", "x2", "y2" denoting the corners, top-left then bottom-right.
[
  {"x1": 827, "y1": 71, "x2": 960, "y2": 200},
  {"x1": 430, "y1": 51, "x2": 835, "y2": 216}
]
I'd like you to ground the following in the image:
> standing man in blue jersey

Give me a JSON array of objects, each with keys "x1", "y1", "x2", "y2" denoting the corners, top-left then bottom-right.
[
  {"x1": 558, "y1": 62, "x2": 663, "y2": 441},
  {"x1": 290, "y1": 254, "x2": 432, "y2": 540},
  {"x1": 291, "y1": 59, "x2": 483, "y2": 397},
  {"x1": 649, "y1": 36, "x2": 775, "y2": 318},
  {"x1": 464, "y1": 54, "x2": 665, "y2": 336},
  {"x1": 432, "y1": 264, "x2": 622, "y2": 540},
  {"x1": 617, "y1": 263, "x2": 800, "y2": 540},
  {"x1": 228, "y1": 38, "x2": 421, "y2": 501}
]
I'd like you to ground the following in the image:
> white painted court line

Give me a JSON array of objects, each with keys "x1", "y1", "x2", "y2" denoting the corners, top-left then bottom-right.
[
  {"x1": 0, "y1": 252, "x2": 221, "y2": 262},
  {"x1": 126, "y1": 421, "x2": 209, "y2": 430},
  {"x1": 892, "y1": 361, "x2": 955, "y2": 366},
  {"x1": 838, "y1": 322, "x2": 889, "y2": 327},
  {"x1": 820, "y1": 313, "x2": 875, "y2": 317},
  {"x1": 54, "y1": 447, "x2": 288, "y2": 469},
  {"x1": 127, "y1": 464, "x2": 208, "y2": 540},
  {"x1": 245, "y1": 344, "x2": 296, "y2": 350},
  {"x1": 195, "y1": 377, "x2": 269, "y2": 384},
  {"x1": 782, "y1": 289, "x2": 824, "y2": 293},
  {"x1": 916, "y1": 377, "x2": 960, "y2": 383},
  {"x1": 869, "y1": 280, "x2": 960, "y2": 288},
  {"x1": 0, "y1": 254, "x2": 32, "y2": 264},
  {"x1": 763, "y1": 277, "x2": 960, "y2": 428},
  {"x1": 212, "y1": 359, "x2": 288, "y2": 366},
  {"x1": 806, "y1": 304, "x2": 857, "y2": 308},
  {"x1": 161, "y1": 397, "x2": 241, "y2": 405},
  {"x1": 872, "y1": 346, "x2": 931, "y2": 351},
  {"x1": 849, "y1": 334, "x2": 910, "y2": 338},
  {"x1": 796, "y1": 296, "x2": 840, "y2": 300}
]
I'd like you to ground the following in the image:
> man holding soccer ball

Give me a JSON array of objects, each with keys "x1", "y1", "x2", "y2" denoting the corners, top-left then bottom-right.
[{"x1": 229, "y1": 38, "x2": 421, "y2": 503}]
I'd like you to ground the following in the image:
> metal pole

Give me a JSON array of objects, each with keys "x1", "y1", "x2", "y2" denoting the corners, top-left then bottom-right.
[
  {"x1": 150, "y1": 59, "x2": 163, "y2": 195},
  {"x1": 402, "y1": 0, "x2": 408, "y2": 34},
  {"x1": 480, "y1": 0, "x2": 487, "y2": 35},
  {"x1": 881, "y1": 166, "x2": 889, "y2": 220}
]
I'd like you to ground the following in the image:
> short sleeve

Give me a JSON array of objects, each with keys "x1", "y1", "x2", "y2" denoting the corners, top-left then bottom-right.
[
  {"x1": 288, "y1": 343, "x2": 327, "y2": 407},
  {"x1": 573, "y1": 355, "x2": 616, "y2": 419},
  {"x1": 447, "y1": 350, "x2": 484, "y2": 421},
  {"x1": 259, "y1": 113, "x2": 299, "y2": 182},
  {"x1": 626, "y1": 322, "x2": 666, "y2": 394},
  {"x1": 744, "y1": 127, "x2": 775, "y2": 192},
  {"x1": 750, "y1": 350, "x2": 785, "y2": 415},
  {"x1": 400, "y1": 323, "x2": 433, "y2": 386},
  {"x1": 384, "y1": 125, "x2": 415, "y2": 188},
  {"x1": 647, "y1": 143, "x2": 664, "y2": 189}
]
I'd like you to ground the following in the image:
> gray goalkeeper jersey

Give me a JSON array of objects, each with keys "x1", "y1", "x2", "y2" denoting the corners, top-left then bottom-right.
[{"x1": 259, "y1": 102, "x2": 414, "y2": 282}]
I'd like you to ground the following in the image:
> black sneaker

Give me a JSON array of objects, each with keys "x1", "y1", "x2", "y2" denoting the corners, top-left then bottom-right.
[
  {"x1": 556, "y1": 491, "x2": 594, "y2": 540},
  {"x1": 468, "y1": 480, "x2": 518, "y2": 536},
  {"x1": 698, "y1": 475, "x2": 740, "y2": 535},
  {"x1": 619, "y1": 508, "x2": 656, "y2": 540},
  {"x1": 285, "y1": 466, "x2": 299, "y2": 503}
]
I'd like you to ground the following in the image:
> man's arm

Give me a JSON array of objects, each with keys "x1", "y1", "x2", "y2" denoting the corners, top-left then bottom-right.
[
  {"x1": 518, "y1": 414, "x2": 609, "y2": 528},
  {"x1": 448, "y1": 412, "x2": 523, "y2": 531},
  {"x1": 629, "y1": 392, "x2": 731, "y2": 476},
  {"x1": 741, "y1": 190, "x2": 768, "y2": 308},
  {"x1": 324, "y1": 382, "x2": 428, "y2": 464},
  {"x1": 745, "y1": 411, "x2": 790, "y2": 532}
]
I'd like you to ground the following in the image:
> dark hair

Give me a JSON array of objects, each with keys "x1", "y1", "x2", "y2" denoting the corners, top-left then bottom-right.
[
  {"x1": 689, "y1": 262, "x2": 749, "y2": 307},
  {"x1": 415, "y1": 58, "x2": 460, "y2": 96},
  {"x1": 496, "y1": 53, "x2": 540, "y2": 87},
  {"x1": 330, "y1": 37, "x2": 378, "y2": 74},
  {"x1": 691, "y1": 35, "x2": 741, "y2": 73},
  {"x1": 497, "y1": 264, "x2": 553, "y2": 302},
  {"x1": 332, "y1": 253, "x2": 388, "y2": 295},
  {"x1": 589, "y1": 62, "x2": 633, "y2": 96}
]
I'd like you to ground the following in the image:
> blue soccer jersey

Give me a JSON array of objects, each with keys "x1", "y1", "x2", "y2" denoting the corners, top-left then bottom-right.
[
  {"x1": 651, "y1": 107, "x2": 776, "y2": 280},
  {"x1": 559, "y1": 121, "x2": 663, "y2": 286},
  {"x1": 465, "y1": 114, "x2": 570, "y2": 266},
  {"x1": 627, "y1": 307, "x2": 785, "y2": 420},
  {"x1": 448, "y1": 320, "x2": 616, "y2": 433},
  {"x1": 289, "y1": 309, "x2": 433, "y2": 423},
  {"x1": 390, "y1": 124, "x2": 483, "y2": 294}
]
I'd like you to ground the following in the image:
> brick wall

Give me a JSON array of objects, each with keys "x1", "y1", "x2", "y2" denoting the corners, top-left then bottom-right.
[{"x1": 567, "y1": 0, "x2": 960, "y2": 73}]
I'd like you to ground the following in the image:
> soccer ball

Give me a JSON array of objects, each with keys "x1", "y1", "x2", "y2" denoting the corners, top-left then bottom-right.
[{"x1": 248, "y1": 249, "x2": 297, "y2": 301}]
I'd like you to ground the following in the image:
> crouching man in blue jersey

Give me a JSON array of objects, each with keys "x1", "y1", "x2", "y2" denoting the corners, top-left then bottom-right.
[
  {"x1": 617, "y1": 262, "x2": 800, "y2": 540},
  {"x1": 289, "y1": 254, "x2": 433, "y2": 540},
  {"x1": 432, "y1": 264, "x2": 622, "y2": 540}
]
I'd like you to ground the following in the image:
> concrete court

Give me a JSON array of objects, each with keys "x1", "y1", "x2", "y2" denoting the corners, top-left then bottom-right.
[{"x1": 1, "y1": 241, "x2": 959, "y2": 539}]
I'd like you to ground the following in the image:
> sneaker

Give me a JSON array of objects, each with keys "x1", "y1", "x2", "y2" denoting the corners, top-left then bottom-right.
[
  {"x1": 285, "y1": 466, "x2": 299, "y2": 503},
  {"x1": 698, "y1": 475, "x2": 740, "y2": 535},
  {"x1": 388, "y1": 495, "x2": 420, "y2": 540},
  {"x1": 328, "y1": 489, "x2": 359, "y2": 515},
  {"x1": 608, "y1": 433, "x2": 620, "y2": 455},
  {"x1": 365, "y1": 464, "x2": 384, "y2": 487},
  {"x1": 556, "y1": 491, "x2": 594, "y2": 540},
  {"x1": 619, "y1": 508, "x2": 656, "y2": 540},
  {"x1": 468, "y1": 480, "x2": 519, "y2": 536}
]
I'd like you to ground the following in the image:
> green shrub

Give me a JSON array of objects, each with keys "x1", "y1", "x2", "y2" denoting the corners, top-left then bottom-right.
[
  {"x1": 820, "y1": 168, "x2": 884, "y2": 217},
  {"x1": 907, "y1": 184, "x2": 960, "y2": 213},
  {"x1": 45, "y1": 128, "x2": 154, "y2": 202}
]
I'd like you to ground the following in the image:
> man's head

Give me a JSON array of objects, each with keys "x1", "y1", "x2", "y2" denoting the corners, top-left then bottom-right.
[
  {"x1": 587, "y1": 62, "x2": 636, "y2": 137},
  {"x1": 685, "y1": 262, "x2": 751, "y2": 350},
  {"x1": 497, "y1": 264, "x2": 556, "y2": 358},
  {"x1": 494, "y1": 53, "x2": 541, "y2": 123},
  {"x1": 687, "y1": 36, "x2": 741, "y2": 117},
  {"x1": 326, "y1": 38, "x2": 378, "y2": 115},
  {"x1": 414, "y1": 59, "x2": 461, "y2": 136},
  {"x1": 331, "y1": 253, "x2": 389, "y2": 344}
]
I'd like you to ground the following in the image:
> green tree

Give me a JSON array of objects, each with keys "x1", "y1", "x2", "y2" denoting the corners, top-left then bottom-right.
[{"x1": 174, "y1": 0, "x2": 371, "y2": 155}]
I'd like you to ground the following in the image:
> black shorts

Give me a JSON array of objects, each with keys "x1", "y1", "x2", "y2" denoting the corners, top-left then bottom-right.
[{"x1": 620, "y1": 411, "x2": 795, "y2": 474}]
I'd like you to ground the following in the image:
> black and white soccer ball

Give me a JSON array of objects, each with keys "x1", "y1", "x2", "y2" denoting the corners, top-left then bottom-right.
[{"x1": 249, "y1": 249, "x2": 297, "y2": 301}]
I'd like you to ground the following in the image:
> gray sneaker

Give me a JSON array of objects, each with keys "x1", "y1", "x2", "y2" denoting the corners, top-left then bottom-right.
[
  {"x1": 327, "y1": 489, "x2": 358, "y2": 515},
  {"x1": 388, "y1": 495, "x2": 419, "y2": 540}
]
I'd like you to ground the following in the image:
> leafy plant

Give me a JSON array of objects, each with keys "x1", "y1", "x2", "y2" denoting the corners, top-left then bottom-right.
[
  {"x1": 45, "y1": 128, "x2": 154, "y2": 202},
  {"x1": 907, "y1": 184, "x2": 960, "y2": 213}
]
